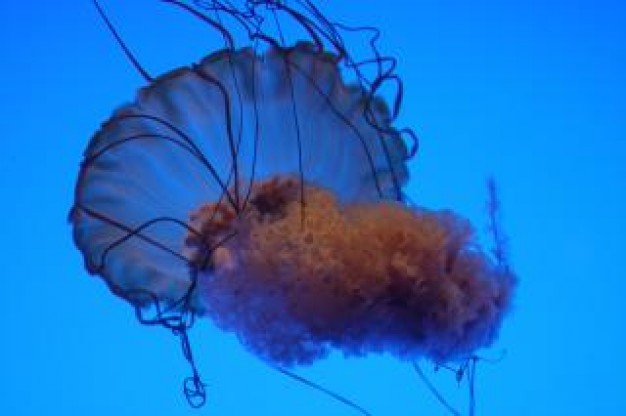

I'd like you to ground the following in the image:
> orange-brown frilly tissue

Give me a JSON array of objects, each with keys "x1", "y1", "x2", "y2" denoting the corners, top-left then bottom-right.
[{"x1": 185, "y1": 177, "x2": 515, "y2": 367}]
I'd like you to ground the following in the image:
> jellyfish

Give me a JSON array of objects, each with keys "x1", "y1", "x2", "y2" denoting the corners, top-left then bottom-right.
[{"x1": 70, "y1": 0, "x2": 516, "y2": 412}]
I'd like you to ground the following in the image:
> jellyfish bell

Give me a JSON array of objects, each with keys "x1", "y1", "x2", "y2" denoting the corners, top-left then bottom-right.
[
  {"x1": 70, "y1": 0, "x2": 515, "y2": 410},
  {"x1": 72, "y1": 40, "x2": 409, "y2": 307}
]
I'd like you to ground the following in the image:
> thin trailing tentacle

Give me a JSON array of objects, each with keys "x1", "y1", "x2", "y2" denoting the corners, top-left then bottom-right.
[
  {"x1": 413, "y1": 362, "x2": 461, "y2": 416},
  {"x1": 272, "y1": 366, "x2": 373, "y2": 416},
  {"x1": 93, "y1": 0, "x2": 154, "y2": 82}
]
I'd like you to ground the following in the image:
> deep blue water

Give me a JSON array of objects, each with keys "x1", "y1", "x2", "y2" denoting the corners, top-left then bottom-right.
[{"x1": 1, "y1": 0, "x2": 625, "y2": 414}]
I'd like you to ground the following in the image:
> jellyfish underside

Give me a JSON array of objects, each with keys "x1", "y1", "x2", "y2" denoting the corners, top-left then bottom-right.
[{"x1": 185, "y1": 176, "x2": 513, "y2": 367}]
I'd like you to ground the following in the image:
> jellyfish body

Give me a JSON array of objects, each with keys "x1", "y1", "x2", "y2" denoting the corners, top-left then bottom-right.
[{"x1": 70, "y1": 0, "x2": 515, "y2": 406}]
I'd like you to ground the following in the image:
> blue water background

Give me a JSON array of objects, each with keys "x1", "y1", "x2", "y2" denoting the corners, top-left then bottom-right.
[{"x1": 1, "y1": 0, "x2": 624, "y2": 414}]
